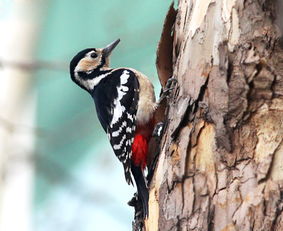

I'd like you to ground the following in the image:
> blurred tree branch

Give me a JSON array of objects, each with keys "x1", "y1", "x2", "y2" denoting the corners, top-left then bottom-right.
[
  {"x1": 0, "y1": 116, "x2": 45, "y2": 135},
  {"x1": 0, "y1": 59, "x2": 68, "y2": 71}
]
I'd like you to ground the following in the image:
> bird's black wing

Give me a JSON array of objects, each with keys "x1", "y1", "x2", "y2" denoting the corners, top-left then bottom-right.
[
  {"x1": 94, "y1": 69, "x2": 139, "y2": 185},
  {"x1": 108, "y1": 69, "x2": 139, "y2": 185}
]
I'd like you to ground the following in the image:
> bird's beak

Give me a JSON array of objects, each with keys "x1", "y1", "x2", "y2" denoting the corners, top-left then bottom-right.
[{"x1": 102, "y1": 39, "x2": 120, "y2": 57}]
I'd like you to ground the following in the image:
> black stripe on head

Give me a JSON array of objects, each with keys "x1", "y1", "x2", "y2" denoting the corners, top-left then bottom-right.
[
  {"x1": 70, "y1": 48, "x2": 95, "y2": 87},
  {"x1": 96, "y1": 56, "x2": 106, "y2": 70},
  {"x1": 70, "y1": 48, "x2": 109, "y2": 83},
  {"x1": 70, "y1": 48, "x2": 94, "y2": 75}
]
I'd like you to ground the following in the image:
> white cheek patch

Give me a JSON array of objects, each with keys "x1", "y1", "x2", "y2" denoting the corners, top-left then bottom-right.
[
  {"x1": 75, "y1": 55, "x2": 100, "y2": 72},
  {"x1": 110, "y1": 70, "x2": 130, "y2": 127},
  {"x1": 74, "y1": 54, "x2": 107, "y2": 90}
]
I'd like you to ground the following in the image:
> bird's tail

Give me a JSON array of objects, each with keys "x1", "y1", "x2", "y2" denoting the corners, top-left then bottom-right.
[{"x1": 131, "y1": 163, "x2": 149, "y2": 218}]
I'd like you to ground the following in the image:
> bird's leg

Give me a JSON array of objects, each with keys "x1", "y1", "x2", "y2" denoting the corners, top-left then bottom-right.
[{"x1": 158, "y1": 76, "x2": 178, "y2": 103}]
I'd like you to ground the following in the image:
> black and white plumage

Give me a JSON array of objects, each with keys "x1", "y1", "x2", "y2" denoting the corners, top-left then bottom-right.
[
  {"x1": 93, "y1": 68, "x2": 140, "y2": 185},
  {"x1": 69, "y1": 39, "x2": 156, "y2": 218}
]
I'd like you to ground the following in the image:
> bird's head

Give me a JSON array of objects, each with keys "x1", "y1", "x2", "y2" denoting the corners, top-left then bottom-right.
[{"x1": 70, "y1": 39, "x2": 120, "y2": 91}]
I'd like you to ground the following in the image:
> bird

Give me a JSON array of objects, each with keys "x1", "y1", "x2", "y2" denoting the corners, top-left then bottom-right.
[{"x1": 69, "y1": 39, "x2": 157, "y2": 217}]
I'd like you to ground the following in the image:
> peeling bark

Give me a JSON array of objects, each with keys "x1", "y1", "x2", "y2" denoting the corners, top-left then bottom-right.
[{"x1": 146, "y1": 1, "x2": 283, "y2": 230}]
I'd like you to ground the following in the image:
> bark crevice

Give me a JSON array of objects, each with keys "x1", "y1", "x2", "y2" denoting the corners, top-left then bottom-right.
[{"x1": 145, "y1": 1, "x2": 283, "y2": 230}]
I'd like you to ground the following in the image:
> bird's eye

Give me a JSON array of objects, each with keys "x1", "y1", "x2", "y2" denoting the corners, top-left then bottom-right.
[{"x1": 91, "y1": 53, "x2": 98, "y2": 58}]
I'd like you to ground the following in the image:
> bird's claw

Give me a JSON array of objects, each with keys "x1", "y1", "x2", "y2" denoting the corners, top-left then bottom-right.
[
  {"x1": 165, "y1": 77, "x2": 178, "y2": 88},
  {"x1": 159, "y1": 77, "x2": 178, "y2": 102}
]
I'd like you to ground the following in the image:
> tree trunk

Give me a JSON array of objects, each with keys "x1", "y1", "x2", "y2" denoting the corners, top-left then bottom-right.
[
  {"x1": 146, "y1": 1, "x2": 283, "y2": 230},
  {"x1": 0, "y1": 1, "x2": 44, "y2": 230}
]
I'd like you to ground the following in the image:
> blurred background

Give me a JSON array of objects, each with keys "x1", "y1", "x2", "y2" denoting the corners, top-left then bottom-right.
[{"x1": 0, "y1": 0, "x2": 171, "y2": 230}]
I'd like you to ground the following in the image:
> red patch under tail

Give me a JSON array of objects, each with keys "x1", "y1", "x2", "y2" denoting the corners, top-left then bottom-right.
[{"x1": 131, "y1": 134, "x2": 148, "y2": 169}]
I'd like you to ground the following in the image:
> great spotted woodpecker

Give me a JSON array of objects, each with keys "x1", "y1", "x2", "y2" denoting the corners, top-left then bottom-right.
[{"x1": 69, "y1": 39, "x2": 156, "y2": 217}]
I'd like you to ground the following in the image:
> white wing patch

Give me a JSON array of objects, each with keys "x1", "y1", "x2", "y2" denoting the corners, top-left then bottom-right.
[
  {"x1": 111, "y1": 121, "x2": 127, "y2": 137},
  {"x1": 110, "y1": 70, "x2": 130, "y2": 127},
  {"x1": 113, "y1": 134, "x2": 126, "y2": 150},
  {"x1": 126, "y1": 112, "x2": 133, "y2": 121},
  {"x1": 106, "y1": 69, "x2": 139, "y2": 185}
]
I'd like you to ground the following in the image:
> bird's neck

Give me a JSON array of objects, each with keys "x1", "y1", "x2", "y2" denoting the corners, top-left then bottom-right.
[
  {"x1": 73, "y1": 68, "x2": 113, "y2": 92},
  {"x1": 90, "y1": 67, "x2": 112, "y2": 77}
]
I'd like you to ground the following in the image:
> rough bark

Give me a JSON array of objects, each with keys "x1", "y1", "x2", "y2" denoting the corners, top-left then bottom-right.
[{"x1": 146, "y1": 1, "x2": 283, "y2": 230}]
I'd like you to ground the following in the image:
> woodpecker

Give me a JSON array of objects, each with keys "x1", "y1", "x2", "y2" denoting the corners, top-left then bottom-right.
[{"x1": 69, "y1": 39, "x2": 156, "y2": 217}]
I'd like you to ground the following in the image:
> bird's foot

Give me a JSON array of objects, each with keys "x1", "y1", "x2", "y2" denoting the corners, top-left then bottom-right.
[{"x1": 159, "y1": 77, "x2": 178, "y2": 102}]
